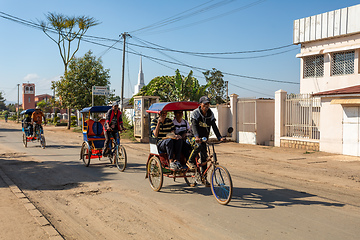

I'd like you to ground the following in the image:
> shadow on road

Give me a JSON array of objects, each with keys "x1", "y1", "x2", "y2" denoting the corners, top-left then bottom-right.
[
  {"x1": 0, "y1": 127, "x2": 22, "y2": 133},
  {"x1": 0, "y1": 156, "x2": 117, "y2": 191},
  {"x1": 159, "y1": 183, "x2": 345, "y2": 209}
]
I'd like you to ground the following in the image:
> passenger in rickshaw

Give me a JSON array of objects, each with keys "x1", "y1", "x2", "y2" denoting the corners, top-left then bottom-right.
[
  {"x1": 102, "y1": 102, "x2": 124, "y2": 157},
  {"x1": 188, "y1": 96, "x2": 225, "y2": 177},
  {"x1": 31, "y1": 107, "x2": 46, "y2": 135},
  {"x1": 23, "y1": 113, "x2": 33, "y2": 136},
  {"x1": 173, "y1": 110, "x2": 192, "y2": 163},
  {"x1": 150, "y1": 110, "x2": 183, "y2": 170}
]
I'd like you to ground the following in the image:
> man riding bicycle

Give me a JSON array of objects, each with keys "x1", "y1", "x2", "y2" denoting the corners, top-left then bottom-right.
[
  {"x1": 187, "y1": 96, "x2": 225, "y2": 186},
  {"x1": 102, "y1": 102, "x2": 124, "y2": 157},
  {"x1": 31, "y1": 106, "x2": 46, "y2": 136}
]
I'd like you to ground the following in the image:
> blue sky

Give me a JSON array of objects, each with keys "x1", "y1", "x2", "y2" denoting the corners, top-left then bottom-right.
[{"x1": 1, "y1": 0, "x2": 360, "y2": 103}]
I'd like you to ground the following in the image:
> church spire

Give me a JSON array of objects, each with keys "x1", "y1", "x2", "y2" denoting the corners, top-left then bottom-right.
[{"x1": 134, "y1": 56, "x2": 145, "y2": 95}]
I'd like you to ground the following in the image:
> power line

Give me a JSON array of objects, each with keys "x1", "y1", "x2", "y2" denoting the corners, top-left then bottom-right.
[
  {"x1": 129, "y1": 0, "x2": 233, "y2": 34},
  {"x1": 1, "y1": 10, "x2": 299, "y2": 86},
  {"x1": 0, "y1": 11, "x2": 295, "y2": 57},
  {"x1": 140, "y1": 0, "x2": 267, "y2": 35}
]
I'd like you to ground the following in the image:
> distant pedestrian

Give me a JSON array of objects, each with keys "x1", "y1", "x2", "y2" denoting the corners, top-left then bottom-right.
[{"x1": 4, "y1": 112, "x2": 8, "y2": 122}]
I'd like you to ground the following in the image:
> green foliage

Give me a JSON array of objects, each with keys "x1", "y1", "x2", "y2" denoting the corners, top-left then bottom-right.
[
  {"x1": 10, "y1": 115, "x2": 17, "y2": 121},
  {"x1": 36, "y1": 100, "x2": 53, "y2": 113},
  {"x1": 52, "y1": 51, "x2": 111, "y2": 110},
  {"x1": 203, "y1": 68, "x2": 227, "y2": 104},
  {"x1": 132, "y1": 69, "x2": 210, "y2": 103},
  {"x1": 0, "y1": 91, "x2": 6, "y2": 110},
  {"x1": 70, "y1": 115, "x2": 77, "y2": 127},
  {"x1": 53, "y1": 116, "x2": 60, "y2": 123}
]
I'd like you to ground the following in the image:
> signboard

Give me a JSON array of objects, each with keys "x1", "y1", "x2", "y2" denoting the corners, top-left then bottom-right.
[{"x1": 92, "y1": 86, "x2": 110, "y2": 96}]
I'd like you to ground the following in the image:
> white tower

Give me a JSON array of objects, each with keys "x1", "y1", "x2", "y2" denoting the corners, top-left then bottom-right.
[{"x1": 134, "y1": 56, "x2": 145, "y2": 95}]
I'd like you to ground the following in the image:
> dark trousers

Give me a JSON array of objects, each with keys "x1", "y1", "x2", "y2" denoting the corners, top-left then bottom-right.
[
  {"x1": 157, "y1": 138, "x2": 182, "y2": 161},
  {"x1": 103, "y1": 130, "x2": 118, "y2": 154},
  {"x1": 189, "y1": 142, "x2": 208, "y2": 173}
]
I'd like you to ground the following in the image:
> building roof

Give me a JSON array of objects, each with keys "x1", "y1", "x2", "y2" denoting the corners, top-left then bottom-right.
[
  {"x1": 35, "y1": 94, "x2": 53, "y2": 98},
  {"x1": 293, "y1": 4, "x2": 360, "y2": 44},
  {"x1": 313, "y1": 85, "x2": 360, "y2": 96}
]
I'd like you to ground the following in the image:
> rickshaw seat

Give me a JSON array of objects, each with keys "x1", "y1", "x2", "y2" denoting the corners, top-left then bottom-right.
[{"x1": 86, "y1": 119, "x2": 105, "y2": 141}]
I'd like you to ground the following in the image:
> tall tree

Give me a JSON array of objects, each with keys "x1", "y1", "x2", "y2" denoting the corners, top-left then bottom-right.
[
  {"x1": 0, "y1": 91, "x2": 6, "y2": 110},
  {"x1": 40, "y1": 13, "x2": 99, "y2": 129},
  {"x1": 52, "y1": 51, "x2": 111, "y2": 111},
  {"x1": 203, "y1": 68, "x2": 227, "y2": 104},
  {"x1": 36, "y1": 100, "x2": 53, "y2": 113}
]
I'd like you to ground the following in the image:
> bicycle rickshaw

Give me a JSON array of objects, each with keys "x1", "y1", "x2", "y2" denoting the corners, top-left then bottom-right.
[
  {"x1": 145, "y1": 101, "x2": 233, "y2": 205},
  {"x1": 79, "y1": 106, "x2": 127, "y2": 171},
  {"x1": 20, "y1": 108, "x2": 46, "y2": 149}
]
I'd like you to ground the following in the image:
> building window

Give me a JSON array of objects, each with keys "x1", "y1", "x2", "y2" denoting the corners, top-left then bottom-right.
[
  {"x1": 332, "y1": 51, "x2": 354, "y2": 76},
  {"x1": 28, "y1": 97, "x2": 31, "y2": 103},
  {"x1": 303, "y1": 55, "x2": 324, "y2": 78}
]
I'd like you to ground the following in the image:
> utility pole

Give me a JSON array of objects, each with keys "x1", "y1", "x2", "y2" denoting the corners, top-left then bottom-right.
[
  {"x1": 120, "y1": 32, "x2": 131, "y2": 112},
  {"x1": 53, "y1": 88, "x2": 56, "y2": 120},
  {"x1": 225, "y1": 81, "x2": 229, "y2": 104},
  {"x1": 17, "y1": 84, "x2": 20, "y2": 123}
]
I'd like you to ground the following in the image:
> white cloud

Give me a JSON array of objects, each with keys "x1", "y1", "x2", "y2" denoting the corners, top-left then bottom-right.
[{"x1": 23, "y1": 73, "x2": 40, "y2": 81}]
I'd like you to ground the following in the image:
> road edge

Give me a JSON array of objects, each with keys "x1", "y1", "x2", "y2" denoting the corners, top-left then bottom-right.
[{"x1": 0, "y1": 168, "x2": 63, "y2": 240}]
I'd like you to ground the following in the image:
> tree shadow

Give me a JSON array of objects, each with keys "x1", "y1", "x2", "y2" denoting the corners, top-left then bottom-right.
[
  {"x1": 0, "y1": 156, "x2": 117, "y2": 191},
  {"x1": 0, "y1": 127, "x2": 22, "y2": 133}
]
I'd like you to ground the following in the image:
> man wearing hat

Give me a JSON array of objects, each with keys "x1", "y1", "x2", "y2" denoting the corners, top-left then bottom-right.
[
  {"x1": 31, "y1": 106, "x2": 46, "y2": 136},
  {"x1": 102, "y1": 102, "x2": 124, "y2": 157},
  {"x1": 188, "y1": 96, "x2": 224, "y2": 185}
]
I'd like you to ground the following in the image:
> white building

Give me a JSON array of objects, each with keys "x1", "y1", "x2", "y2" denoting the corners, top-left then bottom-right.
[
  {"x1": 286, "y1": 4, "x2": 360, "y2": 156},
  {"x1": 134, "y1": 56, "x2": 145, "y2": 95}
]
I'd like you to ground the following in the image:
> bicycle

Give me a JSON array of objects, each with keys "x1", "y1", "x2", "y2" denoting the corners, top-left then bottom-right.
[
  {"x1": 184, "y1": 137, "x2": 233, "y2": 205},
  {"x1": 108, "y1": 134, "x2": 127, "y2": 172},
  {"x1": 34, "y1": 123, "x2": 46, "y2": 149}
]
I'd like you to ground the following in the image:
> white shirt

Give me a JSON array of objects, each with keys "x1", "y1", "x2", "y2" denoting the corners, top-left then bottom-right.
[{"x1": 173, "y1": 118, "x2": 190, "y2": 135}]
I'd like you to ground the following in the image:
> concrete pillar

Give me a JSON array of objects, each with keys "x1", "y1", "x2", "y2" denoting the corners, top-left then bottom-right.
[
  {"x1": 230, "y1": 94, "x2": 238, "y2": 142},
  {"x1": 274, "y1": 90, "x2": 287, "y2": 147}
]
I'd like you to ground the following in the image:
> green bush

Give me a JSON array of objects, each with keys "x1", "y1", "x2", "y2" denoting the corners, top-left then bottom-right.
[{"x1": 53, "y1": 116, "x2": 60, "y2": 124}]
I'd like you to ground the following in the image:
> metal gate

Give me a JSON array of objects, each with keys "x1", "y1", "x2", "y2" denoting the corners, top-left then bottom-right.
[{"x1": 285, "y1": 94, "x2": 320, "y2": 139}]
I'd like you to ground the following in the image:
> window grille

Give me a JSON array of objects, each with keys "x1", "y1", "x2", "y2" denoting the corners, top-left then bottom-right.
[
  {"x1": 332, "y1": 51, "x2": 354, "y2": 76},
  {"x1": 304, "y1": 55, "x2": 324, "y2": 78}
]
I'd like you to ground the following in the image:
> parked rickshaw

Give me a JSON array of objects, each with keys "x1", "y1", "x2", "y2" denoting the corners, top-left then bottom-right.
[
  {"x1": 79, "y1": 106, "x2": 127, "y2": 171},
  {"x1": 145, "y1": 101, "x2": 233, "y2": 205},
  {"x1": 20, "y1": 108, "x2": 46, "y2": 149}
]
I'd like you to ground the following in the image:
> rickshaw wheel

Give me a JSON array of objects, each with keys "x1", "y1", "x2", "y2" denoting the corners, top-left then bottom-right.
[
  {"x1": 184, "y1": 174, "x2": 197, "y2": 187},
  {"x1": 22, "y1": 133, "x2": 27, "y2": 148},
  {"x1": 115, "y1": 145, "x2": 127, "y2": 172},
  {"x1": 40, "y1": 135, "x2": 46, "y2": 149},
  {"x1": 148, "y1": 156, "x2": 163, "y2": 192},
  {"x1": 81, "y1": 142, "x2": 91, "y2": 167}
]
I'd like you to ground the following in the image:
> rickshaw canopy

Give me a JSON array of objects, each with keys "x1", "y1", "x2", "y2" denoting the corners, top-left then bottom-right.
[
  {"x1": 146, "y1": 101, "x2": 199, "y2": 114},
  {"x1": 80, "y1": 106, "x2": 112, "y2": 114},
  {"x1": 20, "y1": 109, "x2": 35, "y2": 115}
]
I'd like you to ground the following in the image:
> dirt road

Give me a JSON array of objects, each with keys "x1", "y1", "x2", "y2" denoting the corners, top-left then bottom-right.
[{"x1": 0, "y1": 120, "x2": 360, "y2": 239}]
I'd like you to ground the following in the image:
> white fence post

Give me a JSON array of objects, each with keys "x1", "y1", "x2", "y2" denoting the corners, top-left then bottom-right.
[
  {"x1": 230, "y1": 94, "x2": 238, "y2": 142},
  {"x1": 275, "y1": 90, "x2": 287, "y2": 147}
]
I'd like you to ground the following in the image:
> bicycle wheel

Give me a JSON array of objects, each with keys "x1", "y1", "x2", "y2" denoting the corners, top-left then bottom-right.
[
  {"x1": 210, "y1": 165, "x2": 233, "y2": 205},
  {"x1": 40, "y1": 135, "x2": 46, "y2": 149},
  {"x1": 81, "y1": 142, "x2": 91, "y2": 167},
  {"x1": 22, "y1": 133, "x2": 27, "y2": 148},
  {"x1": 148, "y1": 156, "x2": 163, "y2": 191},
  {"x1": 115, "y1": 145, "x2": 127, "y2": 172}
]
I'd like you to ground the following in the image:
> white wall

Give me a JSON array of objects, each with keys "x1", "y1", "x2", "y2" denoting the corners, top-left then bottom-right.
[{"x1": 319, "y1": 98, "x2": 343, "y2": 154}]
